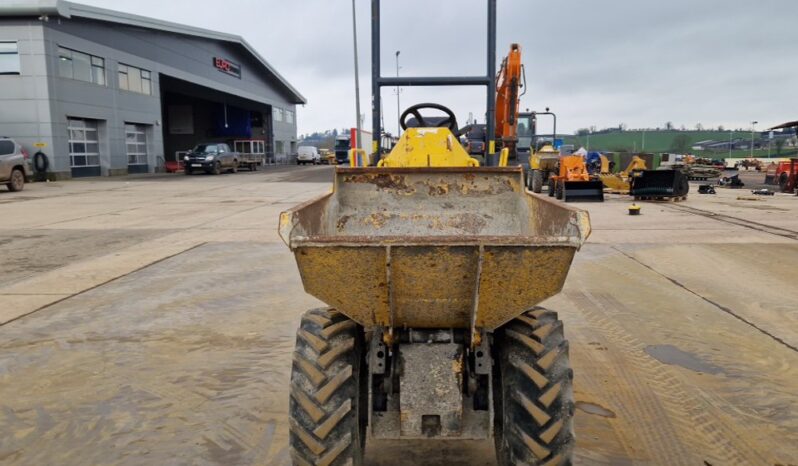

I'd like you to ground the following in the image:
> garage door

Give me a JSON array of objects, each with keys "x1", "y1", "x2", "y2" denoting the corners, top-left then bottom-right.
[
  {"x1": 68, "y1": 118, "x2": 101, "y2": 177},
  {"x1": 125, "y1": 123, "x2": 149, "y2": 173}
]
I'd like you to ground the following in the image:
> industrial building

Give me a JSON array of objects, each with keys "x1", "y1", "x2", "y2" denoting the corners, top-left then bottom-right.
[{"x1": 0, "y1": 1, "x2": 304, "y2": 178}]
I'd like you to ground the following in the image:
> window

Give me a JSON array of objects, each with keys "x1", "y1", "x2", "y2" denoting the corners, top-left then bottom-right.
[
  {"x1": 125, "y1": 124, "x2": 148, "y2": 165},
  {"x1": 118, "y1": 63, "x2": 151, "y2": 95},
  {"x1": 68, "y1": 118, "x2": 100, "y2": 167},
  {"x1": 285, "y1": 109, "x2": 294, "y2": 124},
  {"x1": 275, "y1": 140, "x2": 284, "y2": 154},
  {"x1": 0, "y1": 42, "x2": 20, "y2": 75},
  {"x1": 58, "y1": 47, "x2": 105, "y2": 85},
  {"x1": 0, "y1": 140, "x2": 14, "y2": 155},
  {"x1": 272, "y1": 107, "x2": 283, "y2": 122}
]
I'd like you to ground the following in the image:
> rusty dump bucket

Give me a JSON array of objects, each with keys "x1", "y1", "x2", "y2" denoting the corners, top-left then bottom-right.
[{"x1": 279, "y1": 167, "x2": 590, "y2": 332}]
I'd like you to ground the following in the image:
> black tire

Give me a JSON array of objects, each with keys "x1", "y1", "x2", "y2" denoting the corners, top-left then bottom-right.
[
  {"x1": 493, "y1": 308, "x2": 574, "y2": 466},
  {"x1": 212, "y1": 161, "x2": 222, "y2": 175},
  {"x1": 779, "y1": 173, "x2": 789, "y2": 193},
  {"x1": 230, "y1": 161, "x2": 238, "y2": 174},
  {"x1": 531, "y1": 170, "x2": 544, "y2": 194},
  {"x1": 555, "y1": 182, "x2": 563, "y2": 200},
  {"x1": 33, "y1": 152, "x2": 49, "y2": 173},
  {"x1": 7, "y1": 168, "x2": 24, "y2": 192},
  {"x1": 289, "y1": 308, "x2": 366, "y2": 466},
  {"x1": 548, "y1": 179, "x2": 555, "y2": 197},
  {"x1": 185, "y1": 167, "x2": 192, "y2": 176}
]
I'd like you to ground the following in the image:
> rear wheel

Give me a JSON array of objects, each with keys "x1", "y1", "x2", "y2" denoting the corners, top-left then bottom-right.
[
  {"x1": 493, "y1": 308, "x2": 574, "y2": 466},
  {"x1": 547, "y1": 179, "x2": 555, "y2": 197},
  {"x1": 230, "y1": 161, "x2": 238, "y2": 174},
  {"x1": 7, "y1": 168, "x2": 24, "y2": 192},
  {"x1": 779, "y1": 173, "x2": 789, "y2": 193},
  {"x1": 289, "y1": 308, "x2": 366, "y2": 466},
  {"x1": 555, "y1": 182, "x2": 563, "y2": 200}
]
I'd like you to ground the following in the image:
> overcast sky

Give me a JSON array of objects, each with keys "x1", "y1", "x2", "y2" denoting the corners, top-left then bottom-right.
[{"x1": 81, "y1": 0, "x2": 798, "y2": 135}]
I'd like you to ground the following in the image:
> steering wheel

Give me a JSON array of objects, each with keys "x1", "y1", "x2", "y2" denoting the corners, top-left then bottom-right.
[{"x1": 400, "y1": 103, "x2": 459, "y2": 133}]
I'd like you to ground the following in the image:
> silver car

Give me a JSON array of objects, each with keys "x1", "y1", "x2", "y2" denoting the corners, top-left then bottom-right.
[{"x1": 0, "y1": 138, "x2": 33, "y2": 192}]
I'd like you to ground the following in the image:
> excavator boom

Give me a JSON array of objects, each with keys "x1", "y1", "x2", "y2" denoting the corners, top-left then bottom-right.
[{"x1": 495, "y1": 43, "x2": 523, "y2": 157}]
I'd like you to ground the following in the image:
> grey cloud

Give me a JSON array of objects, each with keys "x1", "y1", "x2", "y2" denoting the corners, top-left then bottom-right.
[{"x1": 79, "y1": 0, "x2": 798, "y2": 134}]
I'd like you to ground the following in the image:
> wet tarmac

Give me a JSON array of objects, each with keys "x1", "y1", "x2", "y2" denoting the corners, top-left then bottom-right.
[{"x1": 1, "y1": 166, "x2": 797, "y2": 465}]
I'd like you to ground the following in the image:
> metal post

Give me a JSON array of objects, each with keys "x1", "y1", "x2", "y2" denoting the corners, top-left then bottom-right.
[
  {"x1": 371, "y1": 0, "x2": 381, "y2": 161},
  {"x1": 352, "y1": 0, "x2": 362, "y2": 151},
  {"x1": 395, "y1": 50, "x2": 401, "y2": 137},
  {"x1": 750, "y1": 120, "x2": 757, "y2": 158},
  {"x1": 729, "y1": 130, "x2": 732, "y2": 159},
  {"x1": 485, "y1": 0, "x2": 497, "y2": 166}
]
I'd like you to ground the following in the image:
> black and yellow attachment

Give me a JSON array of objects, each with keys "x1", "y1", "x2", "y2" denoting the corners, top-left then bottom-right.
[{"x1": 630, "y1": 170, "x2": 690, "y2": 199}]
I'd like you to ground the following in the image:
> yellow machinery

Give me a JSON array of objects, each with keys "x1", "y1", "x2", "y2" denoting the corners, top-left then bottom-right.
[
  {"x1": 548, "y1": 155, "x2": 605, "y2": 202},
  {"x1": 599, "y1": 154, "x2": 646, "y2": 193},
  {"x1": 281, "y1": 102, "x2": 590, "y2": 465},
  {"x1": 377, "y1": 127, "x2": 480, "y2": 168},
  {"x1": 280, "y1": 3, "x2": 590, "y2": 463},
  {"x1": 526, "y1": 142, "x2": 560, "y2": 193}
]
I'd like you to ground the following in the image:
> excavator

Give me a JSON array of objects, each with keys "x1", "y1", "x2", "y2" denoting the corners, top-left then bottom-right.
[
  {"x1": 280, "y1": 2, "x2": 590, "y2": 464},
  {"x1": 495, "y1": 43, "x2": 524, "y2": 160}
]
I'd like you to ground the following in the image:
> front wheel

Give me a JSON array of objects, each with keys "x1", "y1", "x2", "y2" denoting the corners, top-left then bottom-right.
[
  {"x1": 289, "y1": 308, "x2": 366, "y2": 466},
  {"x1": 212, "y1": 161, "x2": 222, "y2": 175},
  {"x1": 548, "y1": 179, "x2": 555, "y2": 197},
  {"x1": 494, "y1": 308, "x2": 574, "y2": 465},
  {"x1": 7, "y1": 168, "x2": 25, "y2": 192},
  {"x1": 184, "y1": 167, "x2": 192, "y2": 176},
  {"x1": 530, "y1": 170, "x2": 543, "y2": 193}
]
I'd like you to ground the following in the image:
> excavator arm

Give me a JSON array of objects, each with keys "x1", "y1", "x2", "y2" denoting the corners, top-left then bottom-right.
[{"x1": 495, "y1": 43, "x2": 524, "y2": 157}]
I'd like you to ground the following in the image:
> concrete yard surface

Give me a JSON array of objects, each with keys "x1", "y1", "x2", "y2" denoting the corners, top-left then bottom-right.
[{"x1": 1, "y1": 166, "x2": 797, "y2": 465}]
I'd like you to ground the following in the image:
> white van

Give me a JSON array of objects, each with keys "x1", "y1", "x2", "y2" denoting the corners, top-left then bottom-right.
[{"x1": 296, "y1": 146, "x2": 321, "y2": 165}]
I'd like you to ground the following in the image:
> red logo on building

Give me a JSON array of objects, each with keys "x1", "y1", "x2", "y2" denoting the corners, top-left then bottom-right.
[{"x1": 213, "y1": 57, "x2": 241, "y2": 78}]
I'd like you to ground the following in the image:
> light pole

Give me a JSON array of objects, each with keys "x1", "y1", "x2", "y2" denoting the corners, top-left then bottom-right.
[
  {"x1": 351, "y1": 0, "x2": 362, "y2": 150},
  {"x1": 395, "y1": 50, "x2": 401, "y2": 136},
  {"x1": 750, "y1": 120, "x2": 758, "y2": 158},
  {"x1": 728, "y1": 130, "x2": 732, "y2": 159}
]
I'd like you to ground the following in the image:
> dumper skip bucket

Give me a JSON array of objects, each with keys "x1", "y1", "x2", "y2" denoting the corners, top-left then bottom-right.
[
  {"x1": 279, "y1": 167, "x2": 591, "y2": 331},
  {"x1": 630, "y1": 169, "x2": 690, "y2": 198}
]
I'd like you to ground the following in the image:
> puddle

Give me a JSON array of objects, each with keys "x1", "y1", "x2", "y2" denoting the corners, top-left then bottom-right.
[
  {"x1": 645, "y1": 344, "x2": 724, "y2": 375},
  {"x1": 576, "y1": 401, "x2": 616, "y2": 418}
]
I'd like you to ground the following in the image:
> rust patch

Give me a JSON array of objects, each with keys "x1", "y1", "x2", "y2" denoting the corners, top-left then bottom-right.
[
  {"x1": 446, "y1": 213, "x2": 487, "y2": 235},
  {"x1": 336, "y1": 215, "x2": 351, "y2": 231},
  {"x1": 344, "y1": 173, "x2": 414, "y2": 194}
]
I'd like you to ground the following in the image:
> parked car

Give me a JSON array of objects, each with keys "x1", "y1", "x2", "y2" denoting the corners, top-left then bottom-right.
[
  {"x1": 184, "y1": 143, "x2": 239, "y2": 175},
  {"x1": 0, "y1": 137, "x2": 32, "y2": 192},
  {"x1": 296, "y1": 146, "x2": 321, "y2": 165}
]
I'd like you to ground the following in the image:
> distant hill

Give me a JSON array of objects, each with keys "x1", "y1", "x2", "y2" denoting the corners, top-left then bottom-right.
[{"x1": 560, "y1": 130, "x2": 751, "y2": 153}]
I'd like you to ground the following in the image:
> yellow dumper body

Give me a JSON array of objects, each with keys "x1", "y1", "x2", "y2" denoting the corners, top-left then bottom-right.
[{"x1": 279, "y1": 128, "x2": 590, "y2": 333}]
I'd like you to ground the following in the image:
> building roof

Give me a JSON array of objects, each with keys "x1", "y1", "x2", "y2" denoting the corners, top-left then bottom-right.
[
  {"x1": 0, "y1": 0, "x2": 306, "y2": 104},
  {"x1": 770, "y1": 120, "x2": 798, "y2": 130}
]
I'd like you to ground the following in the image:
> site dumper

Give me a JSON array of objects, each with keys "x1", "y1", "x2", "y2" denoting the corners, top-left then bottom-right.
[{"x1": 280, "y1": 105, "x2": 590, "y2": 465}]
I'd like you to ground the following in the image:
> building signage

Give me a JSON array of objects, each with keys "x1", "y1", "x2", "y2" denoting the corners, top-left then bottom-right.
[{"x1": 213, "y1": 57, "x2": 241, "y2": 79}]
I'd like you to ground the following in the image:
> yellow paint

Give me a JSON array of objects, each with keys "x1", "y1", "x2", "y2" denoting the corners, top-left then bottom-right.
[
  {"x1": 377, "y1": 127, "x2": 479, "y2": 168},
  {"x1": 598, "y1": 155, "x2": 647, "y2": 193},
  {"x1": 349, "y1": 148, "x2": 369, "y2": 167},
  {"x1": 34, "y1": 142, "x2": 47, "y2": 148},
  {"x1": 488, "y1": 140, "x2": 495, "y2": 155},
  {"x1": 498, "y1": 148, "x2": 509, "y2": 167}
]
